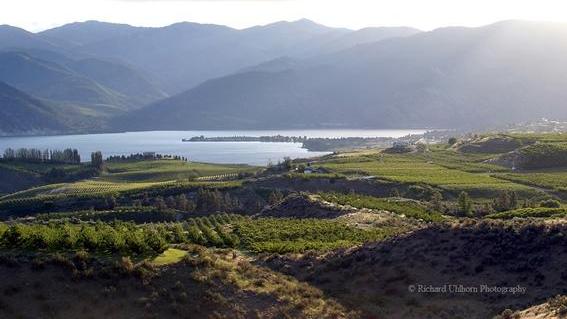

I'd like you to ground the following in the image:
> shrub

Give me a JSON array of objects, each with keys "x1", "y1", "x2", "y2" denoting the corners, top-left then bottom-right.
[
  {"x1": 186, "y1": 226, "x2": 207, "y2": 245},
  {"x1": 458, "y1": 192, "x2": 473, "y2": 216},
  {"x1": 487, "y1": 207, "x2": 567, "y2": 219},
  {"x1": 116, "y1": 256, "x2": 135, "y2": 274},
  {"x1": 541, "y1": 199, "x2": 561, "y2": 208}
]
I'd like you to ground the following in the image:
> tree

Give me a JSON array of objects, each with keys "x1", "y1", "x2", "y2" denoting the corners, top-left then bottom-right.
[
  {"x1": 153, "y1": 196, "x2": 167, "y2": 211},
  {"x1": 448, "y1": 137, "x2": 458, "y2": 146},
  {"x1": 510, "y1": 192, "x2": 518, "y2": 210},
  {"x1": 176, "y1": 194, "x2": 195, "y2": 211},
  {"x1": 166, "y1": 196, "x2": 176, "y2": 209},
  {"x1": 492, "y1": 191, "x2": 518, "y2": 212},
  {"x1": 196, "y1": 189, "x2": 222, "y2": 212},
  {"x1": 282, "y1": 157, "x2": 293, "y2": 171},
  {"x1": 540, "y1": 199, "x2": 561, "y2": 208},
  {"x1": 268, "y1": 190, "x2": 284, "y2": 205},
  {"x1": 91, "y1": 151, "x2": 104, "y2": 172},
  {"x1": 429, "y1": 190, "x2": 443, "y2": 212},
  {"x1": 106, "y1": 196, "x2": 117, "y2": 209},
  {"x1": 458, "y1": 191, "x2": 473, "y2": 216},
  {"x1": 389, "y1": 188, "x2": 401, "y2": 198}
]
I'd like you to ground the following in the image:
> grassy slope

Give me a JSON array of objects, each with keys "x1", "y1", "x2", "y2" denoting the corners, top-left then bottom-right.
[
  {"x1": 1, "y1": 160, "x2": 257, "y2": 201},
  {"x1": 104, "y1": 160, "x2": 257, "y2": 182},
  {"x1": 318, "y1": 151, "x2": 536, "y2": 197}
]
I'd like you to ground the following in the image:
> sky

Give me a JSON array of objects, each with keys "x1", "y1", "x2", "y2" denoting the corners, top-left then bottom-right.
[{"x1": 2, "y1": 0, "x2": 567, "y2": 32}]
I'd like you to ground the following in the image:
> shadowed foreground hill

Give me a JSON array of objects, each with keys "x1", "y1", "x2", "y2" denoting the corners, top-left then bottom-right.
[{"x1": 261, "y1": 220, "x2": 567, "y2": 318}]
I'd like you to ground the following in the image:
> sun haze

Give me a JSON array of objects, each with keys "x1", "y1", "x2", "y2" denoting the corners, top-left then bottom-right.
[{"x1": 3, "y1": 0, "x2": 567, "y2": 31}]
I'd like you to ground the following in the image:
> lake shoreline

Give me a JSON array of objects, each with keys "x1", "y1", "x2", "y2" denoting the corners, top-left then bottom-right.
[{"x1": 0, "y1": 129, "x2": 428, "y2": 166}]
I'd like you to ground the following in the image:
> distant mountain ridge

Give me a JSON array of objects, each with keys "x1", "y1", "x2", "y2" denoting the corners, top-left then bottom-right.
[
  {"x1": 115, "y1": 20, "x2": 567, "y2": 131},
  {"x1": 35, "y1": 19, "x2": 419, "y2": 94},
  {"x1": 0, "y1": 19, "x2": 420, "y2": 134},
  {"x1": 3, "y1": 19, "x2": 567, "y2": 135}
]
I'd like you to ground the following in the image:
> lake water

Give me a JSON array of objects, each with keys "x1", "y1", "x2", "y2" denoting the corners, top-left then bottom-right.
[{"x1": 0, "y1": 130, "x2": 427, "y2": 166}]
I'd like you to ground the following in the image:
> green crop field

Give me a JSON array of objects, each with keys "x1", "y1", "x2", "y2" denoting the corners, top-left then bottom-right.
[
  {"x1": 318, "y1": 193, "x2": 444, "y2": 222},
  {"x1": 487, "y1": 207, "x2": 567, "y2": 219},
  {"x1": 496, "y1": 170, "x2": 567, "y2": 192},
  {"x1": 0, "y1": 159, "x2": 254, "y2": 205},
  {"x1": 319, "y1": 152, "x2": 534, "y2": 196},
  {"x1": 232, "y1": 217, "x2": 403, "y2": 253},
  {"x1": 104, "y1": 160, "x2": 258, "y2": 182},
  {"x1": 0, "y1": 180, "x2": 174, "y2": 200}
]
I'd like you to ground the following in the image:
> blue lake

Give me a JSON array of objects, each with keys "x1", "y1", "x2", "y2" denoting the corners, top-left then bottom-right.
[{"x1": 0, "y1": 130, "x2": 427, "y2": 166}]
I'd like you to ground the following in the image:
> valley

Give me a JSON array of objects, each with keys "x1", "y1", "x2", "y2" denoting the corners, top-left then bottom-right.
[{"x1": 0, "y1": 132, "x2": 566, "y2": 318}]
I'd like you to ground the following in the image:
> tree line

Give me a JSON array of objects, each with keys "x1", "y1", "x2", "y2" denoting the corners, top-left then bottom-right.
[
  {"x1": 2, "y1": 148, "x2": 81, "y2": 164},
  {"x1": 106, "y1": 153, "x2": 188, "y2": 162}
]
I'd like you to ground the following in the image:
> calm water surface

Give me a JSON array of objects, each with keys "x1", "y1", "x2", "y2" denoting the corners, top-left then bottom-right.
[{"x1": 0, "y1": 130, "x2": 426, "y2": 166}]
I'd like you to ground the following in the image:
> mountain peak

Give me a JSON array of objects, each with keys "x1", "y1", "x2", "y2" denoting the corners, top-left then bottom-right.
[
  {"x1": 247, "y1": 18, "x2": 335, "y2": 33},
  {"x1": 0, "y1": 24, "x2": 32, "y2": 34}
]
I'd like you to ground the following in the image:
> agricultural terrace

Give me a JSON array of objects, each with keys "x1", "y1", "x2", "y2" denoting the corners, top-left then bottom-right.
[
  {"x1": 104, "y1": 160, "x2": 258, "y2": 182},
  {"x1": 0, "y1": 214, "x2": 407, "y2": 255},
  {"x1": 1, "y1": 160, "x2": 256, "y2": 202},
  {"x1": 318, "y1": 151, "x2": 536, "y2": 197}
]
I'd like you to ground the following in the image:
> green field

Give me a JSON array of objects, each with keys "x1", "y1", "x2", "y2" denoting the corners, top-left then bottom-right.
[
  {"x1": 0, "y1": 159, "x2": 255, "y2": 203},
  {"x1": 0, "y1": 180, "x2": 172, "y2": 201},
  {"x1": 318, "y1": 193, "x2": 444, "y2": 222},
  {"x1": 0, "y1": 214, "x2": 404, "y2": 255},
  {"x1": 319, "y1": 152, "x2": 534, "y2": 196},
  {"x1": 487, "y1": 207, "x2": 567, "y2": 219},
  {"x1": 104, "y1": 160, "x2": 258, "y2": 182},
  {"x1": 497, "y1": 170, "x2": 567, "y2": 192}
]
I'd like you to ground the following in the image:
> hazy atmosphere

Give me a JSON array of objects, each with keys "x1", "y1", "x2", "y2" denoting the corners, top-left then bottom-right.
[
  {"x1": 4, "y1": 0, "x2": 567, "y2": 31},
  {"x1": 2, "y1": 1, "x2": 567, "y2": 318}
]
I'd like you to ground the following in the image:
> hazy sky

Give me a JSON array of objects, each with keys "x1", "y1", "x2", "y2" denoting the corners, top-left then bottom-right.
[{"x1": 3, "y1": 0, "x2": 567, "y2": 32}]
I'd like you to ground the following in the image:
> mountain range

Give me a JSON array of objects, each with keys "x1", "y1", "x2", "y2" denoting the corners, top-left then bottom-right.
[{"x1": 1, "y1": 19, "x2": 567, "y2": 134}]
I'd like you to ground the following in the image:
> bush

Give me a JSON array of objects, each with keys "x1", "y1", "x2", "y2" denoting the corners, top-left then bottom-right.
[
  {"x1": 116, "y1": 256, "x2": 135, "y2": 274},
  {"x1": 541, "y1": 199, "x2": 561, "y2": 208},
  {"x1": 487, "y1": 207, "x2": 567, "y2": 219},
  {"x1": 458, "y1": 192, "x2": 473, "y2": 216}
]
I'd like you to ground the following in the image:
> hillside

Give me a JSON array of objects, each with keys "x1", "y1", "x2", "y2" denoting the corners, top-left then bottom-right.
[
  {"x1": 0, "y1": 51, "x2": 128, "y2": 107},
  {"x1": 0, "y1": 132, "x2": 565, "y2": 317},
  {"x1": 0, "y1": 20, "x2": 421, "y2": 135},
  {"x1": 0, "y1": 50, "x2": 169, "y2": 132},
  {"x1": 117, "y1": 21, "x2": 567, "y2": 131},
  {"x1": 0, "y1": 81, "x2": 66, "y2": 135},
  {"x1": 59, "y1": 19, "x2": 414, "y2": 94},
  {"x1": 0, "y1": 25, "x2": 61, "y2": 51}
]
